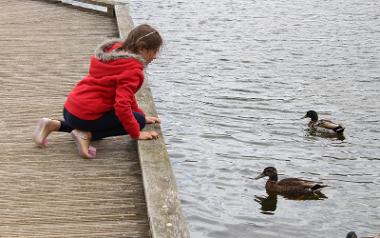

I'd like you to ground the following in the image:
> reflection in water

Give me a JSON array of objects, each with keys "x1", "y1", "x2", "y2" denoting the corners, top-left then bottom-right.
[
  {"x1": 305, "y1": 128, "x2": 346, "y2": 141},
  {"x1": 255, "y1": 192, "x2": 327, "y2": 215},
  {"x1": 254, "y1": 194, "x2": 277, "y2": 214}
]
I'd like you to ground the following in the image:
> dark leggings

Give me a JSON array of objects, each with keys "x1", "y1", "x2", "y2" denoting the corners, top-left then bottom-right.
[{"x1": 59, "y1": 108, "x2": 145, "y2": 140}]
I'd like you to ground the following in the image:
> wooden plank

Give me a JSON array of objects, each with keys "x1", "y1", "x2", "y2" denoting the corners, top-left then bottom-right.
[
  {"x1": 115, "y1": 4, "x2": 190, "y2": 238},
  {"x1": 0, "y1": 1, "x2": 150, "y2": 237}
]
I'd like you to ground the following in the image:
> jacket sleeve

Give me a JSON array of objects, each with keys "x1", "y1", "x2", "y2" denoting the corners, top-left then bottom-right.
[
  {"x1": 131, "y1": 95, "x2": 145, "y2": 115},
  {"x1": 114, "y1": 69, "x2": 144, "y2": 139}
]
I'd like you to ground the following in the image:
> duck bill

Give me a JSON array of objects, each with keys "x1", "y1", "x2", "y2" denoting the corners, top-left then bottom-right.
[
  {"x1": 300, "y1": 115, "x2": 307, "y2": 119},
  {"x1": 255, "y1": 173, "x2": 266, "y2": 180}
]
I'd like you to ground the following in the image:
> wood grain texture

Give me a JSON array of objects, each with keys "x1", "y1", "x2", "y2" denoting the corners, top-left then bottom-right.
[{"x1": 0, "y1": 1, "x2": 150, "y2": 237}]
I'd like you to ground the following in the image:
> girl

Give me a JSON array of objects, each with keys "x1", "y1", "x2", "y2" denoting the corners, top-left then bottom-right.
[{"x1": 33, "y1": 24, "x2": 163, "y2": 159}]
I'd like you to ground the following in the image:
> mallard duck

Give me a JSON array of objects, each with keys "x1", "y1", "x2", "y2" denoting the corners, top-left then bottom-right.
[
  {"x1": 255, "y1": 167, "x2": 327, "y2": 195},
  {"x1": 346, "y1": 231, "x2": 380, "y2": 238},
  {"x1": 347, "y1": 231, "x2": 358, "y2": 238},
  {"x1": 302, "y1": 110, "x2": 345, "y2": 134}
]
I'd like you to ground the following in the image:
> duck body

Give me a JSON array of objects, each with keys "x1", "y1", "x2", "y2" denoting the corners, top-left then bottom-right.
[
  {"x1": 265, "y1": 177, "x2": 326, "y2": 195},
  {"x1": 255, "y1": 167, "x2": 327, "y2": 196},
  {"x1": 346, "y1": 231, "x2": 380, "y2": 238},
  {"x1": 303, "y1": 110, "x2": 345, "y2": 134}
]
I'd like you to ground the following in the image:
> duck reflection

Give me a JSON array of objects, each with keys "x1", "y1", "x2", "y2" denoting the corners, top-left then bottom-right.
[
  {"x1": 254, "y1": 192, "x2": 327, "y2": 214},
  {"x1": 254, "y1": 194, "x2": 277, "y2": 214},
  {"x1": 306, "y1": 128, "x2": 346, "y2": 141}
]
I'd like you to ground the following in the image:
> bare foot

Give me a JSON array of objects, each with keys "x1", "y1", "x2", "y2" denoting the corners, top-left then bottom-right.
[
  {"x1": 33, "y1": 118, "x2": 60, "y2": 148},
  {"x1": 71, "y1": 130, "x2": 95, "y2": 159}
]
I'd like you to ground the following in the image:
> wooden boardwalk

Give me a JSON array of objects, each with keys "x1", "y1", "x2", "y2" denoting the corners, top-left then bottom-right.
[{"x1": 0, "y1": 1, "x2": 151, "y2": 237}]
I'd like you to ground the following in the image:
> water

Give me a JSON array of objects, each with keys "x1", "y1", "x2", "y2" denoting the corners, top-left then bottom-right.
[
  {"x1": 80, "y1": 0, "x2": 379, "y2": 237},
  {"x1": 128, "y1": 0, "x2": 380, "y2": 237}
]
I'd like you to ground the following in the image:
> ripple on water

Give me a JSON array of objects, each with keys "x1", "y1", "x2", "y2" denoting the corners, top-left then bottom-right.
[{"x1": 128, "y1": 0, "x2": 380, "y2": 237}]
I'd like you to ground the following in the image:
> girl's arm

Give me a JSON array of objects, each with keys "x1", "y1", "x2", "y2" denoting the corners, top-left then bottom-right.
[
  {"x1": 131, "y1": 95, "x2": 160, "y2": 124},
  {"x1": 145, "y1": 116, "x2": 160, "y2": 124},
  {"x1": 115, "y1": 69, "x2": 158, "y2": 140},
  {"x1": 131, "y1": 95, "x2": 145, "y2": 115},
  {"x1": 114, "y1": 69, "x2": 144, "y2": 139}
]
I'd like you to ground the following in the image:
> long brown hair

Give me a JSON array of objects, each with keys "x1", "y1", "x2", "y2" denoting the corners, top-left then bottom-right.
[{"x1": 118, "y1": 24, "x2": 163, "y2": 54}]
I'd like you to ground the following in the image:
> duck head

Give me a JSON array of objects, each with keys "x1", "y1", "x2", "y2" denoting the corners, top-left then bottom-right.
[
  {"x1": 255, "y1": 167, "x2": 278, "y2": 181},
  {"x1": 302, "y1": 110, "x2": 318, "y2": 122},
  {"x1": 346, "y1": 231, "x2": 357, "y2": 238}
]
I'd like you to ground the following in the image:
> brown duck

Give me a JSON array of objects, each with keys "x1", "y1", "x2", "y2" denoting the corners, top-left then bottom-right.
[
  {"x1": 302, "y1": 110, "x2": 345, "y2": 134},
  {"x1": 255, "y1": 167, "x2": 327, "y2": 195}
]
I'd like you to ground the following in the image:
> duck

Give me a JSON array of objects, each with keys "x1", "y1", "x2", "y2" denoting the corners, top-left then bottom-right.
[
  {"x1": 346, "y1": 231, "x2": 380, "y2": 238},
  {"x1": 347, "y1": 231, "x2": 358, "y2": 238},
  {"x1": 302, "y1": 110, "x2": 345, "y2": 134},
  {"x1": 255, "y1": 167, "x2": 327, "y2": 196}
]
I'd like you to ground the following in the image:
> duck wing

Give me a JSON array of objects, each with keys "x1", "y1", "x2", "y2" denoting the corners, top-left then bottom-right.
[
  {"x1": 277, "y1": 178, "x2": 316, "y2": 187},
  {"x1": 277, "y1": 178, "x2": 327, "y2": 193},
  {"x1": 317, "y1": 119, "x2": 340, "y2": 129},
  {"x1": 316, "y1": 119, "x2": 345, "y2": 133}
]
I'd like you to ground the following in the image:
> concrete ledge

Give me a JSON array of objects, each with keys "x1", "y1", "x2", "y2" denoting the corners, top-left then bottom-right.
[
  {"x1": 136, "y1": 84, "x2": 190, "y2": 238},
  {"x1": 114, "y1": 4, "x2": 134, "y2": 39}
]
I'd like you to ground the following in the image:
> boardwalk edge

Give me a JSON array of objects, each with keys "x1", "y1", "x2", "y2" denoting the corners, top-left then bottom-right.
[{"x1": 114, "y1": 4, "x2": 190, "y2": 237}]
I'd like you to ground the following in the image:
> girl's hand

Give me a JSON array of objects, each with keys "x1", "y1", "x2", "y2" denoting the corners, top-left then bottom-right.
[
  {"x1": 146, "y1": 116, "x2": 161, "y2": 124},
  {"x1": 138, "y1": 131, "x2": 159, "y2": 140}
]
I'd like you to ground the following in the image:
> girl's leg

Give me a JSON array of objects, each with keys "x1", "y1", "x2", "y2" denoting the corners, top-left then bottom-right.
[
  {"x1": 70, "y1": 129, "x2": 95, "y2": 159},
  {"x1": 33, "y1": 118, "x2": 61, "y2": 147},
  {"x1": 63, "y1": 109, "x2": 95, "y2": 158},
  {"x1": 90, "y1": 111, "x2": 146, "y2": 140},
  {"x1": 63, "y1": 108, "x2": 145, "y2": 158},
  {"x1": 58, "y1": 120, "x2": 73, "y2": 133},
  {"x1": 33, "y1": 113, "x2": 76, "y2": 148},
  {"x1": 63, "y1": 108, "x2": 146, "y2": 136}
]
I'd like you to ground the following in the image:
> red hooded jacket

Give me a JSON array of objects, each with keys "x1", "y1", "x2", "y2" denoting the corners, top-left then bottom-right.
[{"x1": 64, "y1": 39, "x2": 146, "y2": 139}]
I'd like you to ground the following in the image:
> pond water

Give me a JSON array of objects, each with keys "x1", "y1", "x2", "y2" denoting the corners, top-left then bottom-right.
[
  {"x1": 127, "y1": 0, "x2": 380, "y2": 237},
  {"x1": 79, "y1": 0, "x2": 379, "y2": 237}
]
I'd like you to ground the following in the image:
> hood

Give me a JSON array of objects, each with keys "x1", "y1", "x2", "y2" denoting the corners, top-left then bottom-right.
[
  {"x1": 89, "y1": 39, "x2": 145, "y2": 78},
  {"x1": 94, "y1": 39, "x2": 146, "y2": 63}
]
